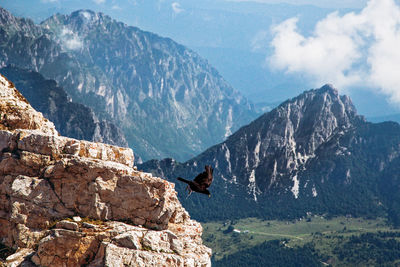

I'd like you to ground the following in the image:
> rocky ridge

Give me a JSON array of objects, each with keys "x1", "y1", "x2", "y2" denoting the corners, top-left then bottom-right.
[{"x1": 0, "y1": 74, "x2": 211, "y2": 266}]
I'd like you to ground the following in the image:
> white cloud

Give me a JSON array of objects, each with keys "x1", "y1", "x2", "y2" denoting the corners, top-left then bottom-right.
[
  {"x1": 172, "y1": 2, "x2": 184, "y2": 14},
  {"x1": 269, "y1": 0, "x2": 400, "y2": 104},
  {"x1": 112, "y1": 5, "x2": 122, "y2": 10},
  {"x1": 60, "y1": 28, "x2": 83, "y2": 51},
  {"x1": 40, "y1": 0, "x2": 59, "y2": 2},
  {"x1": 93, "y1": 0, "x2": 106, "y2": 4}
]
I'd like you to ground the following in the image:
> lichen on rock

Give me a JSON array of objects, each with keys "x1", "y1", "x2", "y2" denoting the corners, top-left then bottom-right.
[{"x1": 0, "y1": 74, "x2": 211, "y2": 266}]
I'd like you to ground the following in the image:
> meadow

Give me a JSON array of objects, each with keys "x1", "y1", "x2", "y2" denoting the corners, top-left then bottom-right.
[{"x1": 202, "y1": 216, "x2": 400, "y2": 266}]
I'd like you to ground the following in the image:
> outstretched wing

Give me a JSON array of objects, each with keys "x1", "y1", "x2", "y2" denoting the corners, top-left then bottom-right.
[{"x1": 194, "y1": 165, "x2": 213, "y2": 188}]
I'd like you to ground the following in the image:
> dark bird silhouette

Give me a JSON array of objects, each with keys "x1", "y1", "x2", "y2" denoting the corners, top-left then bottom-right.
[{"x1": 177, "y1": 165, "x2": 213, "y2": 198}]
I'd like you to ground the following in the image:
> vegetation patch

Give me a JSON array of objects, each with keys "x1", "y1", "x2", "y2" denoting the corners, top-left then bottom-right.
[
  {"x1": 213, "y1": 240, "x2": 321, "y2": 267},
  {"x1": 202, "y1": 216, "x2": 400, "y2": 266},
  {"x1": 80, "y1": 217, "x2": 104, "y2": 226}
]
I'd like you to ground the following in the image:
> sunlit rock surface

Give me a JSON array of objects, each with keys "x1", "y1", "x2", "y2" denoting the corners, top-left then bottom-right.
[{"x1": 0, "y1": 74, "x2": 211, "y2": 266}]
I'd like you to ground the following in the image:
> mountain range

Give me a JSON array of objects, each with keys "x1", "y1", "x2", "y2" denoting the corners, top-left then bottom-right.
[
  {"x1": 0, "y1": 7, "x2": 257, "y2": 161},
  {"x1": 0, "y1": 0, "x2": 345, "y2": 105},
  {"x1": 140, "y1": 85, "x2": 400, "y2": 226}
]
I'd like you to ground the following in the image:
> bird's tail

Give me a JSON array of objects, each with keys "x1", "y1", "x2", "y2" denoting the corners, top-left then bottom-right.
[{"x1": 177, "y1": 177, "x2": 190, "y2": 184}]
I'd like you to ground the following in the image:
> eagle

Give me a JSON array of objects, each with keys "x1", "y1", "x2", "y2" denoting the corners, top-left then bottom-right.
[{"x1": 177, "y1": 165, "x2": 213, "y2": 198}]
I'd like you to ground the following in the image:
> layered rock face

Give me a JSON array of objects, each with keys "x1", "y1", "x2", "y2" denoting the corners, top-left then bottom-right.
[{"x1": 0, "y1": 74, "x2": 211, "y2": 266}]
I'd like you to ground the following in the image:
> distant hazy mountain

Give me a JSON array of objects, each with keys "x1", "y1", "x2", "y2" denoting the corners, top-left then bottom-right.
[
  {"x1": 0, "y1": 65, "x2": 128, "y2": 148},
  {"x1": 368, "y1": 113, "x2": 400, "y2": 124},
  {"x1": 0, "y1": 0, "x2": 337, "y2": 104},
  {"x1": 0, "y1": 7, "x2": 257, "y2": 161},
  {"x1": 140, "y1": 85, "x2": 400, "y2": 225}
]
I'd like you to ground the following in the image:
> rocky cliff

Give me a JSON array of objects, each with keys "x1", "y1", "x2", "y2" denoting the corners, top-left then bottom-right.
[{"x1": 0, "y1": 74, "x2": 211, "y2": 266}]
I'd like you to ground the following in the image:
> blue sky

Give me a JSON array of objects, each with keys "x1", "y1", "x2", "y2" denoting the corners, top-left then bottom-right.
[
  {"x1": 225, "y1": 0, "x2": 369, "y2": 9},
  {"x1": 35, "y1": 0, "x2": 369, "y2": 9}
]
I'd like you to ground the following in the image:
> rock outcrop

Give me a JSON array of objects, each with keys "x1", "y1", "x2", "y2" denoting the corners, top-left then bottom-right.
[{"x1": 0, "y1": 74, "x2": 211, "y2": 266}]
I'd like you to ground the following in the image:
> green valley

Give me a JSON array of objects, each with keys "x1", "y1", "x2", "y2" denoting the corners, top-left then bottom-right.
[{"x1": 203, "y1": 216, "x2": 400, "y2": 266}]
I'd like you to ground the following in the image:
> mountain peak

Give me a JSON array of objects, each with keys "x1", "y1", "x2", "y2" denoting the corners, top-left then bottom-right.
[
  {"x1": 317, "y1": 83, "x2": 337, "y2": 94},
  {"x1": 70, "y1": 9, "x2": 103, "y2": 24},
  {"x1": 277, "y1": 84, "x2": 359, "y2": 125},
  {"x1": 294, "y1": 84, "x2": 344, "y2": 104},
  {"x1": 42, "y1": 9, "x2": 117, "y2": 38},
  {"x1": 185, "y1": 85, "x2": 361, "y2": 201}
]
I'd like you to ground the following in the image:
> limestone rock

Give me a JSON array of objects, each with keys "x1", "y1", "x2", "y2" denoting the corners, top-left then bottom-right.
[
  {"x1": 0, "y1": 74, "x2": 211, "y2": 266},
  {"x1": 113, "y1": 232, "x2": 142, "y2": 250},
  {"x1": 30, "y1": 221, "x2": 211, "y2": 267},
  {"x1": 0, "y1": 74, "x2": 57, "y2": 136},
  {"x1": 5, "y1": 248, "x2": 35, "y2": 267},
  {"x1": 55, "y1": 220, "x2": 79, "y2": 231}
]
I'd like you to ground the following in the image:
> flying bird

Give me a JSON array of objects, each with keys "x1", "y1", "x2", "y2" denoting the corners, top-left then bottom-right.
[{"x1": 177, "y1": 165, "x2": 213, "y2": 198}]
